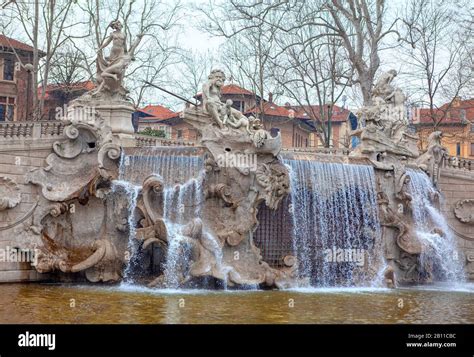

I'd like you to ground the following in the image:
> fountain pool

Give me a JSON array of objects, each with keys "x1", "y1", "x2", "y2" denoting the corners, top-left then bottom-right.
[{"x1": 1, "y1": 283, "x2": 473, "y2": 324}]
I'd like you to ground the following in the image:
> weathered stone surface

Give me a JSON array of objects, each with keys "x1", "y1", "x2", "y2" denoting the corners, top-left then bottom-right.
[
  {"x1": 454, "y1": 199, "x2": 474, "y2": 224},
  {"x1": 0, "y1": 176, "x2": 21, "y2": 211}
]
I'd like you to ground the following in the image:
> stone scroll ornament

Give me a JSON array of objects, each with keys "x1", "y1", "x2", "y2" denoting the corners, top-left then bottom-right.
[
  {"x1": 454, "y1": 199, "x2": 474, "y2": 224},
  {"x1": 0, "y1": 176, "x2": 21, "y2": 211},
  {"x1": 23, "y1": 103, "x2": 123, "y2": 282}
]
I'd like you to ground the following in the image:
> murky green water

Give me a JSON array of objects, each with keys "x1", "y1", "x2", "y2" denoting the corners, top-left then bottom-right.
[{"x1": 0, "y1": 283, "x2": 473, "y2": 324}]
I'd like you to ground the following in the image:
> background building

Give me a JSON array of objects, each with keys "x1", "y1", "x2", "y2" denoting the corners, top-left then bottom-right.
[
  {"x1": 0, "y1": 35, "x2": 45, "y2": 121},
  {"x1": 39, "y1": 81, "x2": 96, "y2": 120},
  {"x1": 139, "y1": 83, "x2": 355, "y2": 149},
  {"x1": 413, "y1": 98, "x2": 474, "y2": 158}
]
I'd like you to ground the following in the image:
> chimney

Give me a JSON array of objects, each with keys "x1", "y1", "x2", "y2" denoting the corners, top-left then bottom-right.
[{"x1": 268, "y1": 92, "x2": 273, "y2": 103}]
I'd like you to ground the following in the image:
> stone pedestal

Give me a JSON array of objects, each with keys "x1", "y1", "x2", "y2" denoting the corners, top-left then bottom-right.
[
  {"x1": 94, "y1": 103, "x2": 135, "y2": 135},
  {"x1": 67, "y1": 97, "x2": 136, "y2": 146}
]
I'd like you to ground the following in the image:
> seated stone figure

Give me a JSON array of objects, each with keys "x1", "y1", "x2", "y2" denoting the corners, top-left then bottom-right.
[
  {"x1": 202, "y1": 69, "x2": 226, "y2": 128},
  {"x1": 92, "y1": 21, "x2": 143, "y2": 97},
  {"x1": 222, "y1": 99, "x2": 253, "y2": 135},
  {"x1": 202, "y1": 70, "x2": 254, "y2": 134},
  {"x1": 351, "y1": 69, "x2": 418, "y2": 159}
]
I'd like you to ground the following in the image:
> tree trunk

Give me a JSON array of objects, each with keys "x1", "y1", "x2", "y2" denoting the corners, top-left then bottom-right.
[{"x1": 32, "y1": 0, "x2": 39, "y2": 120}]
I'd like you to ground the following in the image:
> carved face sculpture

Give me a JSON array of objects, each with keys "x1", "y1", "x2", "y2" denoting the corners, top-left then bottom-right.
[
  {"x1": 428, "y1": 131, "x2": 443, "y2": 146},
  {"x1": 110, "y1": 20, "x2": 123, "y2": 31},
  {"x1": 209, "y1": 70, "x2": 225, "y2": 88}
]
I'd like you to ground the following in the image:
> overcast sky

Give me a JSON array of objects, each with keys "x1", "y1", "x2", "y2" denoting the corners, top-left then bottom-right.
[{"x1": 1, "y1": 0, "x2": 468, "y2": 111}]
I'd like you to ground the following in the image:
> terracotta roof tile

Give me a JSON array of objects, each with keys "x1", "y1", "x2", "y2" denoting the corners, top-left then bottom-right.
[
  {"x1": 414, "y1": 98, "x2": 474, "y2": 124},
  {"x1": 246, "y1": 102, "x2": 350, "y2": 122},
  {"x1": 38, "y1": 81, "x2": 95, "y2": 100},
  {"x1": 139, "y1": 105, "x2": 178, "y2": 120},
  {"x1": 0, "y1": 34, "x2": 45, "y2": 55},
  {"x1": 221, "y1": 84, "x2": 254, "y2": 96},
  {"x1": 195, "y1": 84, "x2": 255, "y2": 99}
]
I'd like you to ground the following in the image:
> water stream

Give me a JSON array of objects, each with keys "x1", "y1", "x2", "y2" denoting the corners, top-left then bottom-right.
[
  {"x1": 284, "y1": 159, "x2": 384, "y2": 287},
  {"x1": 118, "y1": 148, "x2": 206, "y2": 288},
  {"x1": 407, "y1": 169, "x2": 465, "y2": 282}
]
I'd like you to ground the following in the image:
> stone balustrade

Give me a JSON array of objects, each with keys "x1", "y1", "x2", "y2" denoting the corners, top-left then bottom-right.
[
  {"x1": 281, "y1": 147, "x2": 351, "y2": 155},
  {"x1": 0, "y1": 121, "x2": 66, "y2": 139},
  {"x1": 442, "y1": 155, "x2": 473, "y2": 171},
  {"x1": 134, "y1": 134, "x2": 195, "y2": 147}
]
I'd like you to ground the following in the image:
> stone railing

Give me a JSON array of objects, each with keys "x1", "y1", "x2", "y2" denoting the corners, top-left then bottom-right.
[
  {"x1": 134, "y1": 134, "x2": 195, "y2": 148},
  {"x1": 281, "y1": 147, "x2": 351, "y2": 155},
  {"x1": 0, "y1": 121, "x2": 66, "y2": 140},
  {"x1": 442, "y1": 155, "x2": 473, "y2": 171}
]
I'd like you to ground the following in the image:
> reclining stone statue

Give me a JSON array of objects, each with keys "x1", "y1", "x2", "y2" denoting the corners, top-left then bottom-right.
[
  {"x1": 92, "y1": 20, "x2": 144, "y2": 97},
  {"x1": 350, "y1": 69, "x2": 419, "y2": 161}
]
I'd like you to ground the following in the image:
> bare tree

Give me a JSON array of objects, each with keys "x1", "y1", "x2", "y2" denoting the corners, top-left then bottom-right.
[
  {"x1": 49, "y1": 45, "x2": 89, "y2": 86},
  {"x1": 227, "y1": 0, "x2": 401, "y2": 105},
  {"x1": 0, "y1": 1, "x2": 89, "y2": 119},
  {"x1": 271, "y1": 17, "x2": 353, "y2": 147},
  {"x1": 9, "y1": 0, "x2": 84, "y2": 119},
  {"x1": 198, "y1": 0, "x2": 286, "y2": 123},
  {"x1": 172, "y1": 50, "x2": 216, "y2": 104},
  {"x1": 401, "y1": 0, "x2": 472, "y2": 129}
]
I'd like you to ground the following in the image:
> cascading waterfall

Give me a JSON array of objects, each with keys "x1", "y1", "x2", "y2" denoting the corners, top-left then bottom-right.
[
  {"x1": 162, "y1": 175, "x2": 204, "y2": 288},
  {"x1": 406, "y1": 169, "x2": 465, "y2": 282},
  {"x1": 117, "y1": 147, "x2": 205, "y2": 288},
  {"x1": 119, "y1": 147, "x2": 203, "y2": 186},
  {"x1": 112, "y1": 180, "x2": 140, "y2": 282},
  {"x1": 285, "y1": 159, "x2": 383, "y2": 287},
  {"x1": 110, "y1": 152, "x2": 142, "y2": 283}
]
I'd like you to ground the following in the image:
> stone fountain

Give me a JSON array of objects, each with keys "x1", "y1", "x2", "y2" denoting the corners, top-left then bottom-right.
[{"x1": 0, "y1": 21, "x2": 469, "y2": 288}]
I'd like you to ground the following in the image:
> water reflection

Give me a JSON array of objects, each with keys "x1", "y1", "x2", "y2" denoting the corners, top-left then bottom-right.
[{"x1": 0, "y1": 284, "x2": 473, "y2": 324}]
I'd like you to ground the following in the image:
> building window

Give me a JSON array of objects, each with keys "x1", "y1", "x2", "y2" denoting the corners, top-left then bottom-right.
[
  {"x1": 270, "y1": 127, "x2": 280, "y2": 138},
  {"x1": 456, "y1": 142, "x2": 461, "y2": 156},
  {"x1": 0, "y1": 96, "x2": 15, "y2": 121},
  {"x1": 471, "y1": 124, "x2": 474, "y2": 133},
  {"x1": 471, "y1": 143, "x2": 474, "y2": 156},
  {"x1": 231, "y1": 100, "x2": 243, "y2": 112},
  {"x1": 177, "y1": 129, "x2": 183, "y2": 139},
  {"x1": 2, "y1": 58, "x2": 15, "y2": 81}
]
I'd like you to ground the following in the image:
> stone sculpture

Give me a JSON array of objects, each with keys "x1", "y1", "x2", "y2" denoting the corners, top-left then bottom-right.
[
  {"x1": 93, "y1": 20, "x2": 143, "y2": 98},
  {"x1": 150, "y1": 69, "x2": 296, "y2": 288},
  {"x1": 454, "y1": 199, "x2": 474, "y2": 224},
  {"x1": 22, "y1": 107, "x2": 124, "y2": 282},
  {"x1": 66, "y1": 20, "x2": 145, "y2": 137},
  {"x1": 201, "y1": 69, "x2": 269, "y2": 148},
  {"x1": 0, "y1": 176, "x2": 21, "y2": 211},
  {"x1": 350, "y1": 70, "x2": 419, "y2": 163},
  {"x1": 416, "y1": 131, "x2": 447, "y2": 186}
]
